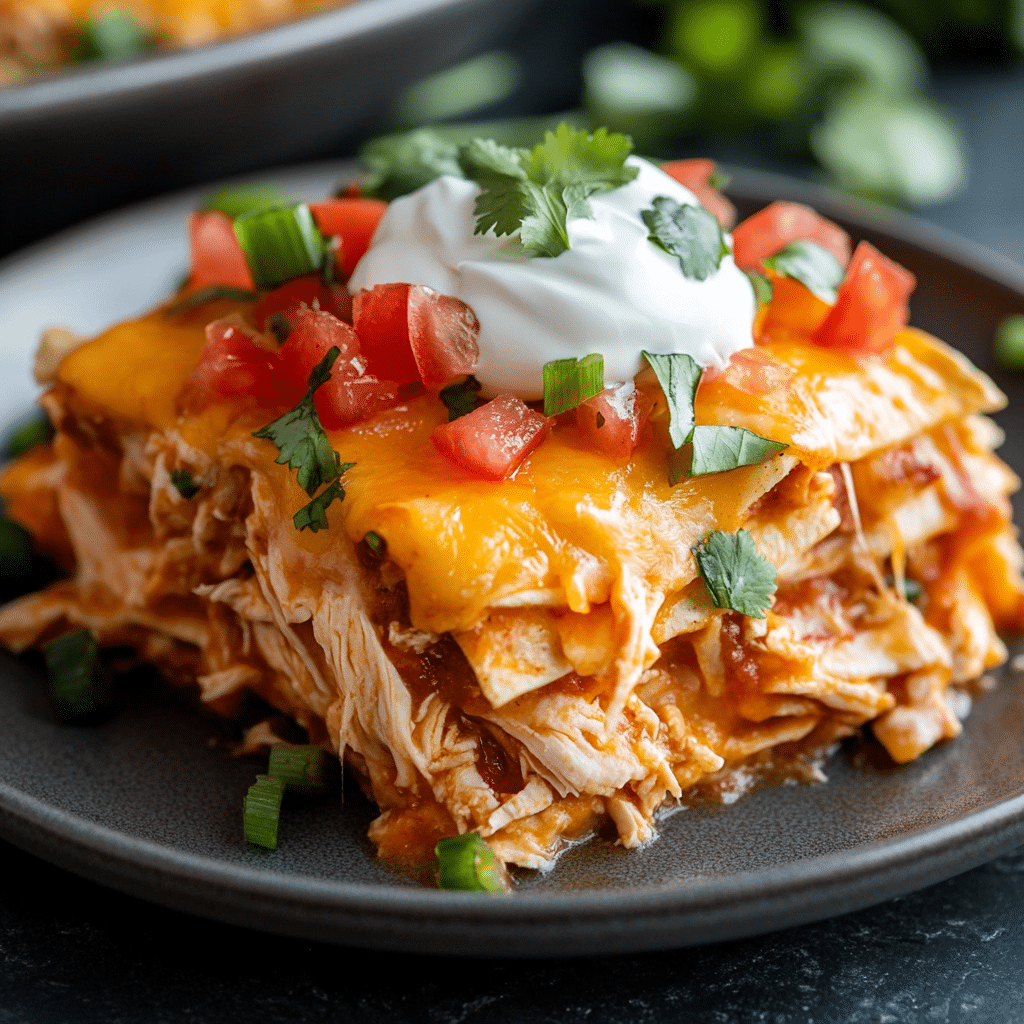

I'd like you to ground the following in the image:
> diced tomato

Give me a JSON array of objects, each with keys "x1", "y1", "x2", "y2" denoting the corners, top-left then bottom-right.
[
  {"x1": 699, "y1": 347, "x2": 797, "y2": 396},
  {"x1": 352, "y1": 283, "x2": 420, "y2": 385},
  {"x1": 431, "y1": 394, "x2": 551, "y2": 481},
  {"x1": 660, "y1": 159, "x2": 737, "y2": 229},
  {"x1": 277, "y1": 309, "x2": 363, "y2": 402},
  {"x1": 178, "y1": 315, "x2": 280, "y2": 412},
  {"x1": 757, "y1": 271, "x2": 832, "y2": 340},
  {"x1": 407, "y1": 287, "x2": 480, "y2": 388},
  {"x1": 353, "y1": 283, "x2": 481, "y2": 388},
  {"x1": 813, "y1": 241, "x2": 916, "y2": 355},
  {"x1": 187, "y1": 211, "x2": 255, "y2": 291},
  {"x1": 252, "y1": 274, "x2": 351, "y2": 335},
  {"x1": 732, "y1": 201, "x2": 852, "y2": 271},
  {"x1": 575, "y1": 383, "x2": 652, "y2": 462},
  {"x1": 309, "y1": 198, "x2": 388, "y2": 277},
  {"x1": 314, "y1": 376, "x2": 401, "y2": 430}
]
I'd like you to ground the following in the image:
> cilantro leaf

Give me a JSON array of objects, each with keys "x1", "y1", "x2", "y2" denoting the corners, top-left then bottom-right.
[
  {"x1": 642, "y1": 195, "x2": 730, "y2": 281},
  {"x1": 764, "y1": 240, "x2": 845, "y2": 303},
  {"x1": 253, "y1": 349, "x2": 357, "y2": 532},
  {"x1": 642, "y1": 351, "x2": 702, "y2": 449},
  {"x1": 458, "y1": 125, "x2": 639, "y2": 258},
  {"x1": 458, "y1": 137, "x2": 536, "y2": 238},
  {"x1": 440, "y1": 376, "x2": 481, "y2": 421},
  {"x1": 667, "y1": 447, "x2": 691, "y2": 487},
  {"x1": 169, "y1": 468, "x2": 200, "y2": 499},
  {"x1": 744, "y1": 269, "x2": 773, "y2": 308},
  {"x1": 519, "y1": 183, "x2": 575, "y2": 258},
  {"x1": 253, "y1": 347, "x2": 341, "y2": 497},
  {"x1": 163, "y1": 285, "x2": 261, "y2": 319},
  {"x1": 692, "y1": 529, "x2": 777, "y2": 618},
  {"x1": 642, "y1": 352, "x2": 785, "y2": 485},
  {"x1": 360, "y1": 128, "x2": 464, "y2": 202},
  {"x1": 293, "y1": 475, "x2": 351, "y2": 532},
  {"x1": 689, "y1": 426, "x2": 788, "y2": 476}
]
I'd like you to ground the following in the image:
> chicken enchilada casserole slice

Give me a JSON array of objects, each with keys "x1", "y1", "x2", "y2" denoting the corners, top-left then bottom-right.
[{"x1": 2, "y1": 129, "x2": 1022, "y2": 884}]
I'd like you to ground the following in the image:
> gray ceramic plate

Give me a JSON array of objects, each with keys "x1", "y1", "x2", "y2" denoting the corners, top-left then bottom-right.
[{"x1": 1, "y1": 166, "x2": 1024, "y2": 958}]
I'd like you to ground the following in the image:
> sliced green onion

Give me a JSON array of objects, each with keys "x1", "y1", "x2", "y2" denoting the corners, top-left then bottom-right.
[
  {"x1": 243, "y1": 774, "x2": 286, "y2": 849},
  {"x1": 363, "y1": 531, "x2": 387, "y2": 556},
  {"x1": 163, "y1": 285, "x2": 260, "y2": 318},
  {"x1": 4, "y1": 415, "x2": 54, "y2": 459},
  {"x1": 233, "y1": 204, "x2": 328, "y2": 290},
  {"x1": 43, "y1": 629, "x2": 109, "y2": 721},
  {"x1": 78, "y1": 8, "x2": 152, "y2": 62},
  {"x1": 202, "y1": 183, "x2": 289, "y2": 220},
  {"x1": 435, "y1": 832, "x2": 505, "y2": 892},
  {"x1": 268, "y1": 743, "x2": 333, "y2": 794},
  {"x1": 439, "y1": 376, "x2": 481, "y2": 421},
  {"x1": 169, "y1": 468, "x2": 199, "y2": 499},
  {"x1": 0, "y1": 519, "x2": 34, "y2": 577},
  {"x1": 744, "y1": 268, "x2": 773, "y2": 308},
  {"x1": 543, "y1": 354, "x2": 604, "y2": 416},
  {"x1": 886, "y1": 574, "x2": 922, "y2": 603},
  {"x1": 995, "y1": 315, "x2": 1024, "y2": 371}
]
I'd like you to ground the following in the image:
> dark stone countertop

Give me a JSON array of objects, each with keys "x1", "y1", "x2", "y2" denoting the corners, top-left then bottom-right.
[{"x1": 4, "y1": 835, "x2": 1024, "y2": 1022}]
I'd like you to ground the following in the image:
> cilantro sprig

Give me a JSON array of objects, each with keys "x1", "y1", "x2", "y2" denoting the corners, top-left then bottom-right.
[
  {"x1": 744, "y1": 269, "x2": 773, "y2": 308},
  {"x1": 164, "y1": 285, "x2": 261, "y2": 319},
  {"x1": 642, "y1": 195, "x2": 730, "y2": 281},
  {"x1": 763, "y1": 240, "x2": 845, "y2": 303},
  {"x1": 253, "y1": 348, "x2": 354, "y2": 532},
  {"x1": 690, "y1": 425, "x2": 787, "y2": 476},
  {"x1": 360, "y1": 128, "x2": 463, "y2": 202},
  {"x1": 642, "y1": 351, "x2": 702, "y2": 449},
  {"x1": 440, "y1": 376, "x2": 482, "y2": 421},
  {"x1": 458, "y1": 125, "x2": 639, "y2": 258},
  {"x1": 692, "y1": 529, "x2": 777, "y2": 618},
  {"x1": 641, "y1": 350, "x2": 787, "y2": 482},
  {"x1": 169, "y1": 468, "x2": 200, "y2": 499}
]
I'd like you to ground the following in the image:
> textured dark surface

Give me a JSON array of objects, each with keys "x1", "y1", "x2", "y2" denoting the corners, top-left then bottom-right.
[{"x1": 3, "y1": 834, "x2": 1024, "y2": 1022}]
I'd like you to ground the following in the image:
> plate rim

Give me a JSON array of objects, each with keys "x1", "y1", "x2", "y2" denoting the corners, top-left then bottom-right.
[{"x1": 2, "y1": 162, "x2": 1024, "y2": 956}]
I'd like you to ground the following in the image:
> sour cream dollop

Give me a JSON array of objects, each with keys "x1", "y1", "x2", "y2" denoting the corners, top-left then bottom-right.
[{"x1": 347, "y1": 156, "x2": 755, "y2": 400}]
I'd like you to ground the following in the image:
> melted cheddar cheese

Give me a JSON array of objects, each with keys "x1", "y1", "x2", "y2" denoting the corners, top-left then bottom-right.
[{"x1": 2, "y1": 281, "x2": 1021, "y2": 878}]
